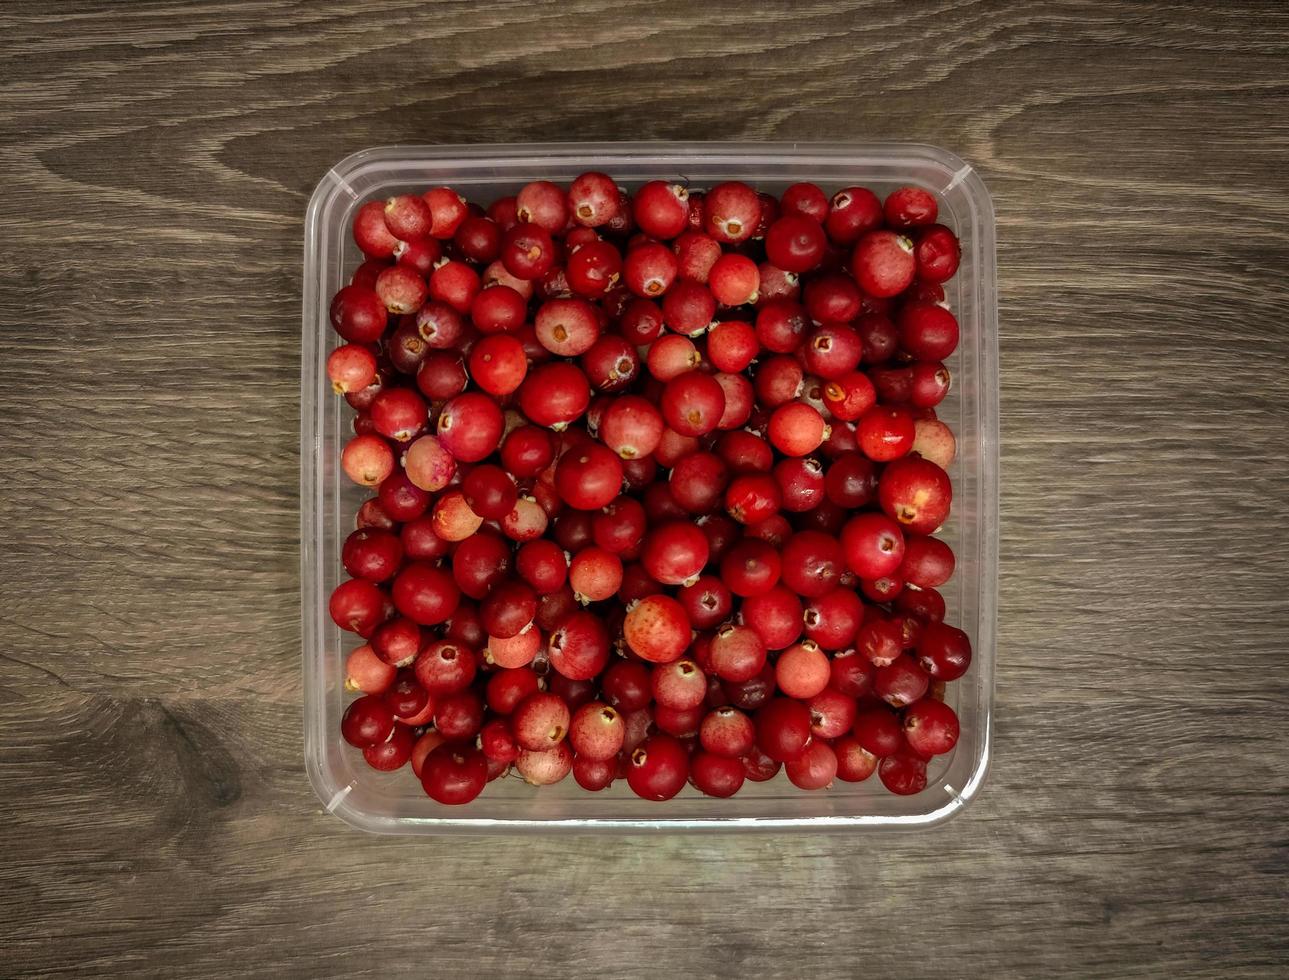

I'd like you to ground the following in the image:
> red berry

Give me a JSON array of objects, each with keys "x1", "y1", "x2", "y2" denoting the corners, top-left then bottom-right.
[
  {"x1": 421, "y1": 743, "x2": 488, "y2": 804},
  {"x1": 898, "y1": 302, "x2": 960, "y2": 360},
  {"x1": 623, "y1": 594, "x2": 692, "y2": 663},
  {"x1": 858, "y1": 405, "x2": 916, "y2": 461},
  {"x1": 916, "y1": 622, "x2": 972, "y2": 681},
  {"x1": 878, "y1": 751, "x2": 928, "y2": 795},
  {"x1": 341, "y1": 695, "x2": 395, "y2": 749},
  {"x1": 914, "y1": 224, "x2": 961, "y2": 283},
  {"x1": 878, "y1": 455, "x2": 952, "y2": 535},
  {"x1": 704, "y1": 181, "x2": 760, "y2": 243},
  {"x1": 627, "y1": 734, "x2": 690, "y2": 800},
  {"x1": 569, "y1": 171, "x2": 620, "y2": 227},
  {"x1": 784, "y1": 739, "x2": 838, "y2": 790},
  {"x1": 755, "y1": 698, "x2": 812, "y2": 762},
  {"x1": 329, "y1": 285, "x2": 387, "y2": 343},
  {"x1": 883, "y1": 186, "x2": 938, "y2": 228},
  {"x1": 841, "y1": 511, "x2": 906, "y2": 578},
  {"x1": 825, "y1": 186, "x2": 882, "y2": 245},
  {"x1": 518, "y1": 362, "x2": 591, "y2": 430},
  {"x1": 708, "y1": 253, "x2": 760, "y2": 306},
  {"x1": 904, "y1": 698, "x2": 960, "y2": 756},
  {"x1": 765, "y1": 215, "x2": 827, "y2": 273},
  {"x1": 633, "y1": 182, "x2": 690, "y2": 239},
  {"x1": 851, "y1": 230, "x2": 916, "y2": 298}
]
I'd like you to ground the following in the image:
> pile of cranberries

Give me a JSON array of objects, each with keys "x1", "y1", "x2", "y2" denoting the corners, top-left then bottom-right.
[{"x1": 326, "y1": 172, "x2": 971, "y2": 806}]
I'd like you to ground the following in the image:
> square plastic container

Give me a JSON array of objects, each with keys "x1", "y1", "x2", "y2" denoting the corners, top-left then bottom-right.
[{"x1": 301, "y1": 142, "x2": 998, "y2": 833}]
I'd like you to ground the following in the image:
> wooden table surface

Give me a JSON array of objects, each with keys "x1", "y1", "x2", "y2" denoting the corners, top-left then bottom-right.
[{"x1": 1, "y1": 1, "x2": 1286, "y2": 976}]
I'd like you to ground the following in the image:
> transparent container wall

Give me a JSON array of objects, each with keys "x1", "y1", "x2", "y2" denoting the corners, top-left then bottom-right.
[{"x1": 301, "y1": 143, "x2": 999, "y2": 833}]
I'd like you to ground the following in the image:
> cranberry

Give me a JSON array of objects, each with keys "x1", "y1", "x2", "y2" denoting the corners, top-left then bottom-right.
[
  {"x1": 661, "y1": 279, "x2": 717, "y2": 336},
  {"x1": 552, "y1": 508, "x2": 594, "y2": 553},
  {"x1": 500, "y1": 426, "x2": 555, "y2": 479},
  {"x1": 857, "y1": 405, "x2": 915, "y2": 462},
  {"x1": 779, "y1": 182, "x2": 828, "y2": 221},
  {"x1": 898, "y1": 302, "x2": 960, "y2": 360},
  {"x1": 713, "y1": 372, "x2": 754, "y2": 431},
  {"x1": 883, "y1": 186, "x2": 938, "y2": 228},
  {"x1": 420, "y1": 187, "x2": 468, "y2": 237},
  {"x1": 329, "y1": 578, "x2": 386, "y2": 636},
  {"x1": 825, "y1": 187, "x2": 882, "y2": 245},
  {"x1": 753, "y1": 355, "x2": 804, "y2": 408},
  {"x1": 873, "y1": 654, "x2": 930, "y2": 708},
  {"x1": 696, "y1": 706, "x2": 752, "y2": 758},
  {"x1": 555, "y1": 443, "x2": 624, "y2": 511},
  {"x1": 514, "y1": 179, "x2": 568, "y2": 233},
  {"x1": 454, "y1": 214, "x2": 502, "y2": 263},
  {"x1": 899, "y1": 534, "x2": 955, "y2": 588},
  {"x1": 704, "y1": 320, "x2": 758, "y2": 374},
  {"x1": 356, "y1": 496, "x2": 397, "y2": 532},
  {"x1": 916, "y1": 622, "x2": 972, "y2": 681},
  {"x1": 878, "y1": 751, "x2": 928, "y2": 796},
  {"x1": 565, "y1": 701, "x2": 624, "y2": 760},
  {"x1": 855, "y1": 313, "x2": 898, "y2": 365},
  {"x1": 716, "y1": 430, "x2": 774, "y2": 473},
  {"x1": 518, "y1": 362, "x2": 591, "y2": 430},
  {"x1": 501, "y1": 222, "x2": 556, "y2": 280},
  {"x1": 431, "y1": 489, "x2": 483, "y2": 542},
  {"x1": 673, "y1": 230, "x2": 723, "y2": 282},
  {"x1": 641, "y1": 520, "x2": 709, "y2": 585},
  {"x1": 742, "y1": 744, "x2": 782, "y2": 782},
  {"x1": 435, "y1": 392, "x2": 503, "y2": 463},
  {"x1": 341, "y1": 434, "x2": 395, "y2": 487},
  {"x1": 487, "y1": 625, "x2": 542, "y2": 668},
  {"x1": 568, "y1": 171, "x2": 620, "y2": 227},
  {"x1": 690, "y1": 751, "x2": 747, "y2": 798},
  {"x1": 668, "y1": 451, "x2": 728, "y2": 514},
  {"x1": 724, "y1": 473, "x2": 781, "y2": 525},
  {"x1": 651, "y1": 658, "x2": 708, "y2": 711},
  {"x1": 581, "y1": 334, "x2": 639, "y2": 392},
  {"x1": 340, "y1": 694, "x2": 395, "y2": 748},
  {"x1": 416, "y1": 350, "x2": 467, "y2": 401},
  {"x1": 633, "y1": 182, "x2": 690, "y2": 239},
  {"x1": 853, "y1": 705, "x2": 904, "y2": 757},
  {"x1": 755, "y1": 698, "x2": 812, "y2": 762},
  {"x1": 391, "y1": 561, "x2": 459, "y2": 626},
  {"x1": 721, "y1": 536, "x2": 778, "y2": 598},
  {"x1": 803, "y1": 273, "x2": 862, "y2": 324},
  {"x1": 546, "y1": 613, "x2": 610, "y2": 680},
  {"x1": 878, "y1": 455, "x2": 952, "y2": 534},
  {"x1": 708, "y1": 253, "x2": 760, "y2": 306},
  {"x1": 776, "y1": 640, "x2": 831, "y2": 699},
  {"x1": 765, "y1": 215, "x2": 827, "y2": 273},
  {"x1": 677, "y1": 575, "x2": 733, "y2": 630},
  {"x1": 512, "y1": 691, "x2": 570, "y2": 752},
  {"x1": 704, "y1": 181, "x2": 760, "y2": 243},
  {"x1": 904, "y1": 698, "x2": 960, "y2": 756},
  {"x1": 780, "y1": 531, "x2": 844, "y2": 600},
  {"x1": 627, "y1": 734, "x2": 690, "y2": 801},
  {"x1": 346, "y1": 643, "x2": 397, "y2": 695},
  {"x1": 451, "y1": 532, "x2": 511, "y2": 599},
  {"x1": 913, "y1": 417, "x2": 957, "y2": 470},
  {"x1": 427, "y1": 259, "x2": 480, "y2": 313},
  {"x1": 353, "y1": 200, "x2": 400, "y2": 258},
  {"x1": 362, "y1": 723, "x2": 415, "y2": 772},
  {"x1": 573, "y1": 754, "x2": 617, "y2": 791},
  {"x1": 623, "y1": 594, "x2": 691, "y2": 663},
  {"x1": 895, "y1": 585, "x2": 947, "y2": 625},
  {"x1": 768, "y1": 402, "x2": 827, "y2": 457},
  {"x1": 619, "y1": 297, "x2": 664, "y2": 345},
  {"x1": 421, "y1": 743, "x2": 488, "y2": 805},
  {"x1": 569, "y1": 547, "x2": 623, "y2": 602},
  {"x1": 740, "y1": 585, "x2": 803, "y2": 650},
  {"x1": 803, "y1": 588, "x2": 863, "y2": 651},
  {"x1": 328, "y1": 343, "x2": 379, "y2": 395},
  {"x1": 808, "y1": 688, "x2": 858, "y2": 740},
  {"x1": 754, "y1": 300, "x2": 809, "y2": 354},
  {"x1": 516, "y1": 742, "x2": 574, "y2": 785},
  {"x1": 342, "y1": 527, "x2": 404, "y2": 582},
  {"x1": 834, "y1": 735, "x2": 879, "y2": 782},
  {"x1": 383, "y1": 665, "x2": 430, "y2": 719},
  {"x1": 594, "y1": 659, "x2": 648, "y2": 713},
  {"x1": 785, "y1": 739, "x2": 837, "y2": 790},
  {"x1": 622, "y1": 241, "x2": 679, "y2": 298},
  {"x1": 914, "y1": 224, "x2": 961, "y2": 283},
  {"x1": 598, "y1": 394, "x2": 664, "y2": 460}
]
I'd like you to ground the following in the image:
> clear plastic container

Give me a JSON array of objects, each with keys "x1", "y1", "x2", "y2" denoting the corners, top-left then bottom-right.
[{"x1": 301, "y1": 142, "x2": 998, "y2": 833}]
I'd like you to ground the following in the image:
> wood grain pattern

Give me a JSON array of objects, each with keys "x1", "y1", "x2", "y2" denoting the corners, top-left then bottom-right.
[{"x1": 1, "y1": 0, "x2": 1287, "y2": 976}]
